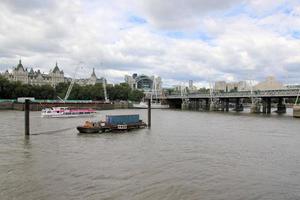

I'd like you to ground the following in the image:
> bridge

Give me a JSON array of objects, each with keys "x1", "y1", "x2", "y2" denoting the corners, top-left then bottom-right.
[{"x1": 152, "y1": 89, "x2": 300, "y2": 114}]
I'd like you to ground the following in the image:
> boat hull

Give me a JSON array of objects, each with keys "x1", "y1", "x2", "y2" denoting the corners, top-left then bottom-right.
[
  {"x1": 133, "y1": 103, "x2": 169, "y2": 109},
  {"x1": 77, "y1": 126, "x2": 101, "y2": 133},
  {"x1": 77, "y1": 122, "x2": 147, "y2": 134},
  {"x1": 41, "y1": 107, "x2": 96, "y2": 118},
  {"x1": 42, "y1": 113, "x2": 95, "y2": 118}
]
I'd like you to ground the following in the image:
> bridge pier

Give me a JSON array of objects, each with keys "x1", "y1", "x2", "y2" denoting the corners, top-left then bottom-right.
[
  {"x1": 234, "y1": 98, "x2": 243, "y2": 112},
  {"x1": 188, "y1": 99, "x2": 200, "y2": 110},
  {"x1": 262, "y1": 98, "x2": 271, "y2": 114},
  {"x1": 221, "y1": 99, "x2": 225, "y2": 111},
  {"x1": 250, "y1": 101, "x2": 261, "y2": 113},
  {"x1": 181, "y1": 99, "x2": 189, "y2": 110},
  {"x1": 225, "y1": 98, "x2": 229, "y2": 112},
  {"x1": 205, "y1": 99, "x2": 210, "y2": 111},
  {"x1": 276, "y1": 97, "x2": 286, "y2": 114}
]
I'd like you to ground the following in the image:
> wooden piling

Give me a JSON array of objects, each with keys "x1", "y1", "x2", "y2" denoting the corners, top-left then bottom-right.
[
  {"x1": 147, "y1": 98, "x2": 151, "y2": 128},
  {"x1": 25, "y1": 99, "x2": 30, "y2": 136}
]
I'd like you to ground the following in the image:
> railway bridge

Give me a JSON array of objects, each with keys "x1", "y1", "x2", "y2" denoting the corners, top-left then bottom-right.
[{"x1": 153, "y1": 89, "x2": 300, "y2": 114}]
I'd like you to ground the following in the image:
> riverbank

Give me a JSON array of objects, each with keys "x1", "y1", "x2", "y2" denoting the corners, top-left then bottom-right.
[{"x1": 0, "y1": 101, "x2": 132, "y2": 111}]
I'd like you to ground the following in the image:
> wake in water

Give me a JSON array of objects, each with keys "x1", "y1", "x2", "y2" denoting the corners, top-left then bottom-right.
[{"x1": 31, "y1": 127, "x2": 74, "y2": 135}]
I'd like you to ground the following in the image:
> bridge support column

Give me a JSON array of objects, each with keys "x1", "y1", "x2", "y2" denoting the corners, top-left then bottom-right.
[
  {"x1": 235, "y1": 98, "x2": 243, "y2": 112},
  {"x1": 205, "y1": 99, "x2": 210, "y2": 111},
  {"x1": 276, "y1": 98, "x2": 286, "y2": 114},
  {"x1": 263, "y1": 98, "x2": 271, "y2": 114},
  {"x1": 267, "y1": 98, "x2": 271, "y2": 114},
  {"x1": 221, "y1": 99, "x2": 225, "y2": 111},
  {"x1": 195, "y1": 99, "x2": 200, "y2": 110},
  {"x1": 225, "y1": 98, "x2": 229, "y2": 112},
  {"x1": 181, "y1": 99, "x2": 189, "y2": 110},
  {"x1": 189, "y1": 99, "x2": 199, "y2": 110},
  {"x1": 262, "y1": 98, "x2": 267, "y2": 113}
]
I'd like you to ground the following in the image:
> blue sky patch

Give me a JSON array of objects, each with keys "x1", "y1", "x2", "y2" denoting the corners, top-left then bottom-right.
[{"x1": 128, "y1": 15, "x2": 147, "y2": 24}]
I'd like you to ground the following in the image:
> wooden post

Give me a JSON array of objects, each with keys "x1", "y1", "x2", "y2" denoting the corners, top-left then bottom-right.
[
  {"x1": 25, "y1": 99, "x2": 30, "y2": 136},
  {"x1": 147, "y1": 98, "x2": 151, "y2": 128}
]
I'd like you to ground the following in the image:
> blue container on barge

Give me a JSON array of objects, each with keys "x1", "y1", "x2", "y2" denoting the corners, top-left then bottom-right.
[{"x1": 106, "y1": 114, "x2": 140, "y2": 125}]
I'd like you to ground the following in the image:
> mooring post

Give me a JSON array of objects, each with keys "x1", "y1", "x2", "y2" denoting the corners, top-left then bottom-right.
[
  {"x1": 25, "y1": 99, "x2": 30, "y2": 136},
  {"x1": 147, "y1": 98, "x2": 151, "y2": 128}
]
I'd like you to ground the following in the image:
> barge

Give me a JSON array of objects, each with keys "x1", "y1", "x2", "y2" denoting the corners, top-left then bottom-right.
[{"x1": 77, "y1": 114, "x2": 147, "y2": 133}]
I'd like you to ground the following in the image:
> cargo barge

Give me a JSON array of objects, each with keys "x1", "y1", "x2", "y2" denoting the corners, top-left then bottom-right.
[{"x1": 77, "y1": 114, "x2": 147, "y2": 133}]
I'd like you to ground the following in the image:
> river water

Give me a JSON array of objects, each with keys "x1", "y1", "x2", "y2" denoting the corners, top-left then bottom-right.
[{"x1": 1, "y1": 109, "x2": 300, "y2": 200}]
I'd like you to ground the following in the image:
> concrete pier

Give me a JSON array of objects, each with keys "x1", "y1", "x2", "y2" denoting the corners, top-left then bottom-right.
[
  {"x1": 262, "y1": 98, "x2": 271, "y2": 114},
  {"x1": 205, "y1": 99, "x2": 210, "y2": 111},
  {"x1": 234, "y1": 98, "x2": 244, "y2": 112},
  {"x1": 225, "y1": 98, "x2": 229, "y2": 112},
  {"x1": 276, "y1": 98, "x2": 286, "y2": 114}
]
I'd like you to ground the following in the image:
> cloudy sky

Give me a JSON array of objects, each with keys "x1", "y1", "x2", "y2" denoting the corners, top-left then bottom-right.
[{"x1": 0, "y1": 0, "x2": 300, "y2": 87}]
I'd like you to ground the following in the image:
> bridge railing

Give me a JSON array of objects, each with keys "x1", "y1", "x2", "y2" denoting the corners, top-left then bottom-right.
[{"x1": 159, "y1": 89, "x2": 300, "y2": 99}]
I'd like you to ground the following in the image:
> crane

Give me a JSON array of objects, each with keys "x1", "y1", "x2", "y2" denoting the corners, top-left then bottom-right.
[
  {"x1": 58, "y1": 62, "x2": 82, "y2": 102},
  {"x1": 103, "y1": 77, "x2": 109, "y2": 103}
]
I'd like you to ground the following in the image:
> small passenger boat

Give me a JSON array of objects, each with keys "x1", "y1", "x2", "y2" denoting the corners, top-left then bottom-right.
[
  {"x1": 77, "y1": 114, "x2": 147, "y2": 133},
  {"x1": 133, "y1": 101, "x2": 169, "y2": 109},
  {"x1": 41, "y1": 107, "x2": 96, "y2": 118}
]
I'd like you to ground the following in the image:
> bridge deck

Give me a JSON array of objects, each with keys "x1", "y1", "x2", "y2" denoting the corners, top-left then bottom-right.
[{"x1": 153, "y1": 89, "x2": 300, "y2": 99}]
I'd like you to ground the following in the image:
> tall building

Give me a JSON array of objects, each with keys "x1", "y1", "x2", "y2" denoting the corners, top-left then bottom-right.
[{"x1": 2, "y1": 60, "x2": 104, "y2": 87}]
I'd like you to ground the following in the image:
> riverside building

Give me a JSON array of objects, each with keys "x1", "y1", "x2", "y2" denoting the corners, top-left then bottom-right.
[
  {"x1": 1, "y1": 60, "x2": 105, "y2": 87},
  {"x1": 125, "y1": 73, "x2": 162, "y2": 93}
]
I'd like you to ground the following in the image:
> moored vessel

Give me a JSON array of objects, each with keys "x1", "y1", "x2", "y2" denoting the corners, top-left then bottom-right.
[
  {"x1": 41, "y1": 107, "x2": 96, "y2": 118},
  {"x1": 77, "y1": 114, "x2": 147, "y2": 133},
  {"x1": 133, "y1": 101, "x2": 169, "y2": 109}
]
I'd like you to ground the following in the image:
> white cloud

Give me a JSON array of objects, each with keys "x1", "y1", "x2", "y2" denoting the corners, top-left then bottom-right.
[{"x1": 1, "y1": 0, "x2": 300, "y2": 87}]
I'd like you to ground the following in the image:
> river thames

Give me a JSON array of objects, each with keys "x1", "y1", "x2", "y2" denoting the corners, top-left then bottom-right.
[{"x1": 1, "y1": 109, "x2": 300, "y2": 200}]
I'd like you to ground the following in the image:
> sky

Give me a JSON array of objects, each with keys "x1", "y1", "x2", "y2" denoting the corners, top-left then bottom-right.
[{"x1": 0, "y1": 0, "x2": 300, "y2": 87}]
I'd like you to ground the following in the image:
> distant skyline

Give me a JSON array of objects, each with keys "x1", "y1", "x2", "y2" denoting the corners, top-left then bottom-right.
[{"x1": 0, "y1": 0, "x2": 300, "y2": 87}]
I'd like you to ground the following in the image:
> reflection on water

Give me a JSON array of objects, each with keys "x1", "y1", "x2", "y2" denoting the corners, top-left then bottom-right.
[{"x1": 0, "y1": 109, "x2": 300, "y2": 200}]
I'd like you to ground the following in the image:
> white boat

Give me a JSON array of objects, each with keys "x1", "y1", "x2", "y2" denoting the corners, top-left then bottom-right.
[
  {"x1": 133, "y1": 102, "x2": 169, "y2": 109},
  {"x1": 41, "y1": 107, "x2": 96, "y2": 118}
]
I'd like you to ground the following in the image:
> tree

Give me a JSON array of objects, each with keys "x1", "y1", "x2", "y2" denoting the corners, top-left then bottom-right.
[{"x1": 129, "y1": 90, "x2": 144, "y2": 101}]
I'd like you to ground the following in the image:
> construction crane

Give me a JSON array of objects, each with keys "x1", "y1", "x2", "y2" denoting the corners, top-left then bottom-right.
[
  {"x1": 58, "y1": 62, "x2": 82, "y2": 102},
  {"x1": 103, "y1": 77, "x2": 109, "y2": 103}
]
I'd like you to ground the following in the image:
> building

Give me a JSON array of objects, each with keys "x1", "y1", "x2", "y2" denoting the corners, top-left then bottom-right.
[
  {"x1": 77, "y1": 68, "x2": 106, "y2": 86},
  {"x1": 253, "y1": 76, "x2": 284, "y2": 90},
  {"x1": 125, "y1": 74, "x2": 162, "y2": 93},
  {"x1": 2, "y1": 60, "x2": 104, "y2": 87},
  {"x1": 188, "y1": 80, "x2": 197, "y2": 92},
  {"x1": 214, "y1": 80, "x2": 250, "y2": 92},
  {"x1": 3, "y1": 60, "x2": 64, "y2": 87}
]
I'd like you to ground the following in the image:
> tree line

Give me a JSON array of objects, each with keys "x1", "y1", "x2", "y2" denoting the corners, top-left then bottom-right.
[{"x1": 0, "y1": 76, "x2": 144, "y2": 101}]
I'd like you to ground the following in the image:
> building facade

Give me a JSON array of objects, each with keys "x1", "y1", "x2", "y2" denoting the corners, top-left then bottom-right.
[
  {"x1": 214, "y1": 80, "x2": 250, "y2": 92},
  {"x1": 77, "y1": 68, "x2": 106, "y2": 86},
  {"x1": 125, "y1": 73, "x2": 162, "y2": 93},
  {"x1": 2, "y1": 60, "x2": 104, "y2": 87},
  {"x1": 253, "y1": 76, "x2": 284, "y2": 90}
]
